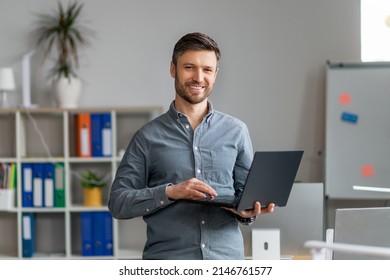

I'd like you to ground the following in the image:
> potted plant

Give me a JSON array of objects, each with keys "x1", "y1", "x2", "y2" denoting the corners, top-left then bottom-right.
[
  {"x1": 33, "y1": 1, "x2": 92, "y2": 108},
  {"x1": 80, "y1": 170, "x2": 106, "y2": 207}
]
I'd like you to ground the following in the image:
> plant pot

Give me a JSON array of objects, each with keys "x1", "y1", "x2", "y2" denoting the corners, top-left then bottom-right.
[
  {"x1": 83, "y1": 187, "x2": 102, "y2": 207},
  {"x1": 54, "y1": 76, "x2": 81, "y2": 108}
]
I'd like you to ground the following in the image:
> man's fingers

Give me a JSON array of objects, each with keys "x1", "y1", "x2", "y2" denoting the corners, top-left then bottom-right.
[
  {"x1": 188, "y1": 179, "x2": 217, "y2": 197},
  {"x1": 168, "y1": 178, "x2": 217, "y2": 200}
]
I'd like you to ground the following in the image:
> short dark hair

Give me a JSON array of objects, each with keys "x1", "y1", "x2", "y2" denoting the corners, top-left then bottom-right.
[{"x1": 172, "y1": 32, "x2": 221, "y2": 66}]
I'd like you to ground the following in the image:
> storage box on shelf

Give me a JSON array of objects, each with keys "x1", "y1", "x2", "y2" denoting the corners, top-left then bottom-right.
[
  {"x1": 0, "y1": 106, "x2": 162, "y2": 259},
  {"x1": 0, "y1": 188, "x2": 16, "y2": 210}
]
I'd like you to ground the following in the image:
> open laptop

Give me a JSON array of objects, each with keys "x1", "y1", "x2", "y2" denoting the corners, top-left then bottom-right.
[{"x1": 181, "y1": 150, "x2": 303, "y2": 211}]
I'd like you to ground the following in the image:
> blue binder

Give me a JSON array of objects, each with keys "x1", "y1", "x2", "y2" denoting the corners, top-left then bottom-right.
[
  {"x1": 32, "y1": 163, "x2": 44, "y2": 207},
  {"x1": 102, "y1": 212, "x2": 113, "y2": 255},
  {"x1": 92, "y1": 212, "x2": 113, "y2": 256},
  {"x1": 80, "y1": 212, "x2": 94, "y2": 256},
  {"x1": 43, "y1": 163, "x2": 55, "y2": 207},
  {"x1": 22, "y1": 163, "x2": 33, "y2": 207},
  {"x1": 22, "y1": 213, "x2": 35, "y2": 257},
  {"x1": 101, "y1": 113, "x2": 112, "y2": 157},
  {"x1": 93, "y1": 212, "x2": 105, "y2": 256},
  {"x1": 91, "y1": 113, "x2": 103, "y2": 157}
]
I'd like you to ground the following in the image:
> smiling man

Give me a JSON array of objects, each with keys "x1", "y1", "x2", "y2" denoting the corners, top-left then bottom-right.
[{"x1": 108, "y1": 32, "x2": 274, "y2": 260}]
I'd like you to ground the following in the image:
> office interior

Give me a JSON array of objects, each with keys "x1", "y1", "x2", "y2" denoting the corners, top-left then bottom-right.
[{"x1": 1, "y1": 0, "x2": 389, "y2": 259}]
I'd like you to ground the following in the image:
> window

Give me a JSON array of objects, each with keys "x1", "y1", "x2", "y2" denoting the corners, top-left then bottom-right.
[{"x1": 361, "y1": 0, "x2": 390, "y2": 61}]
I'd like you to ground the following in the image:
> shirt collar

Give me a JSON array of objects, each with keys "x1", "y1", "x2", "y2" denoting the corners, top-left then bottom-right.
[{"x1": 168, "y1": 100, "x2": 214, "y2": 123}]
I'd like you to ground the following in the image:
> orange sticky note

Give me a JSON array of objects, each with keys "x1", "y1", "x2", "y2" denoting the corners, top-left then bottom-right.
[
  {"x1": 361, "y1": 164, "x2": 374, "y2": 177},
  {"x1": 339, "y1": 92, "x2": 352, "y2": 106}
]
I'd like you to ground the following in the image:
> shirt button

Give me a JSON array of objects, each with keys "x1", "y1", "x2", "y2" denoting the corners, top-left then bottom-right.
[
  {"x1": 197, "y1": 169, "x2": 201, "y2": 174},
  {"x1": 185, "y1": 124, "x2": 190, "y2": 129},
  {"x1": 194, "y1": 146, "x2": 198, "y2": 151},
  {"x1": 201, "y1": 244, "x2": 206, "y2": 249},
  {"x1": 160, "y1": 201, "x2": 164, "y2": 205},
  {"x1": 201, "y1": 220, "x2": 205, "y2": 224},
  {"x1": 146, "y1": 208, "x2": 150, "y2": 212}
]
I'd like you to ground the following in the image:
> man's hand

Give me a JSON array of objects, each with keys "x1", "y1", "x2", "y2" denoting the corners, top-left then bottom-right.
[
  {"x1": 224, "y1": 202, "x2": 275, "y2": 218},
  {"x1": 166, "y1": 178, "x2": 217, "y2": 200}
]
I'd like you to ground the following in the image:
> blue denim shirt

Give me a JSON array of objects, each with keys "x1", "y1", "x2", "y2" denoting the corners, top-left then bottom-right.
[{"x1": 108, "y1": 101, "x2": 253, "y2": 259}]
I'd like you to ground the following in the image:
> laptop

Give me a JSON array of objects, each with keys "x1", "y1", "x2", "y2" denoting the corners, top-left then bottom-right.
[{"x1": 181, "y1": 150, "x2": 304, "y2": 211}]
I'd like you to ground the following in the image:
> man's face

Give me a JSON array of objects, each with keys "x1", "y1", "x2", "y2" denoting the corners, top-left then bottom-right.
[{"x1": 170, "y1": 50, "x2": 218, "y2": 104}]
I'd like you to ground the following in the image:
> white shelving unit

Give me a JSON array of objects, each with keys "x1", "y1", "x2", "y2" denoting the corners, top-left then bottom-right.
[{"x1": 0, "y1": 106, "x2": 163, "y2": 259}]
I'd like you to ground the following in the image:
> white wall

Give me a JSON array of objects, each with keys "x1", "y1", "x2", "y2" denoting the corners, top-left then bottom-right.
[{"x1": 0, "y1": 0, "x2": 361, "y2": 183}]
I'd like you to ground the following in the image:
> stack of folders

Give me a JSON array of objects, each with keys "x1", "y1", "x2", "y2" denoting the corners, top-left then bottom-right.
[
  {"x1": 0, "y1": 162, "x2": 17, "y2": 189},
  {"x1": 22, "y1": 213, "x2": 36, "y2": 257},
  {"x1": 0, "y1": 163, "x2": 17, "y2": 210},
  {"x1": 74, "y1": 113, "x2": 112, "y2": 158},
  {"x1": 81, "y1": 212, "x2": 113, "y2": 256},
  {"x1": 21, "y1": 163, "x2": 65, "y2": 208}
]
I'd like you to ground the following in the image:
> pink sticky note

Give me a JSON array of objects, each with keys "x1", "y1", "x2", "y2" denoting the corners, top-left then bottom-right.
[
  {"x1": 339, "y1": 92, "x2": 352, "y2": 106},
  {"x1": 361, "y1": 164, "x2": 374, "y2": 177}
]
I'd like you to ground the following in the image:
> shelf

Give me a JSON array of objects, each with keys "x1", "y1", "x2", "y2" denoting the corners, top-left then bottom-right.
[
  {"x1": 0, "y1": 158, "x2": 17, "y2": 163},
  {"x1": 68, "y1": 157, "x2": 112, "y2": 163},
  {"x1": 69, "y1": 205, "x2": 109, "y2": 212},
  {"x1": 0, "y1": 106, "x2": 163, "y2": 259},
  {"x1": 20, "y1": 208, "x2": 66, "y2": 213},
  {"x1": 115, "y1": 249, "x2": 143, "y2": 260}
]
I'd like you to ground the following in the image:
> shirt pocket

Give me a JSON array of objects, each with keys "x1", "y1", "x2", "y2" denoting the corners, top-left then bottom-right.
[{"x1": 201, "y1": 148, "x2": 236, "y2": 187}]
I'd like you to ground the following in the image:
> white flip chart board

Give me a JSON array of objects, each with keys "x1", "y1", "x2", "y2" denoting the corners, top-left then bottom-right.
[{"x1": 325, "y1": 62, "x2": 390, "y2": 199}]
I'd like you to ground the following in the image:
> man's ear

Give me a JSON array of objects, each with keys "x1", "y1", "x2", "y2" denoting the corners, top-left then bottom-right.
[
  {"x1": 214, "y1": 67, "x2": 219, "y2": 82},
  {"x1": 170, "y1": 62, "x2": 176, "y2": 78}
]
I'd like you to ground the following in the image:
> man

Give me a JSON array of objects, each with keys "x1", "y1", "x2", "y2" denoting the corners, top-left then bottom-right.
[{"x1": 108, "y1": 32, "x2": 274, "y2": 260}]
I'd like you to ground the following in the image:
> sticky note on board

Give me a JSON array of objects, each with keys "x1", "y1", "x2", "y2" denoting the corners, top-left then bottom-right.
[
  {"x1": 361, "y1": 164, "x2": 375, "y2": 178},
  {"x1": 339, "y1": 92, "x2": 352, "y2": 106},
  {"x1": 341, "y1": 112, "x2": 358, "y2": 124}
]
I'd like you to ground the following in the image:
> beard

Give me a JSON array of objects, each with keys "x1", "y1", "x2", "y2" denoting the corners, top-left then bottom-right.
[{"x1": 174, "y1": 75, "x2": 213, "y2": 105}]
